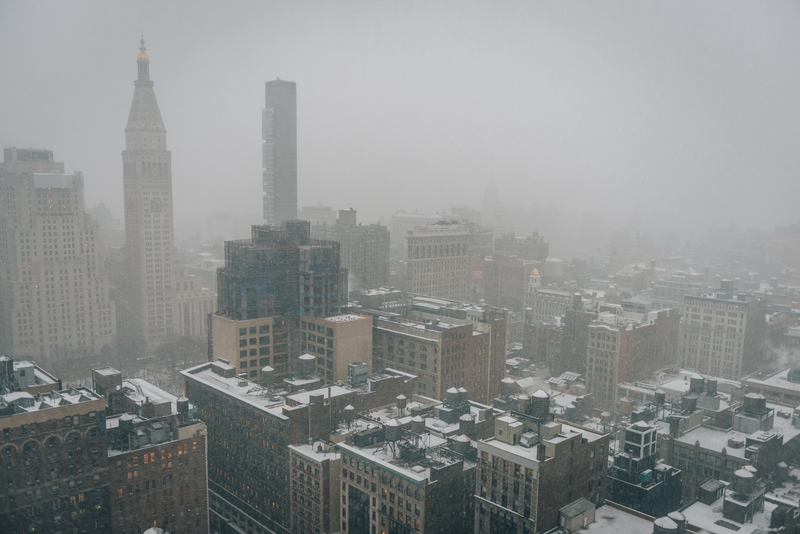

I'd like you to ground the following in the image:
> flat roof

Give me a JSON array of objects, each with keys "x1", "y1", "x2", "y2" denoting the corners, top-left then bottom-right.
[
  {"x1": 582, "y1": 504, "x2": 653, "y2": 533},
  {"x1": 337, "y1": 431, "x2": 459, "y2": 485},
  {"x1": 673, "y1": 402, "x2": 800, "y2": 458},
  {"x1": 289, "y1": 441, "x2": 340, "y2": 463},
  {"x1": 744, "y1": 368, "x2": 800, "y2": 394},
  {"x1": 683, "y1": 495, "x2": 779, "y2": 534}
]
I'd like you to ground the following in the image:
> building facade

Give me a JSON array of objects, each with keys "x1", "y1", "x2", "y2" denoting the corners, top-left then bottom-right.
[
  {"x1": 175, "y1": 268, "x2": 215, "y2": 339},
  {"x1": 288, "y1": 442, "x2": 341, "y2": 534},
  {"x1": 406, "y1": 223, "x2": 470, "y2": 302},
  {"x1": 680, "y1": 282, "x2": 767, "y2": 380},
  {"x1": 0, "y1": 147, "x2": 116, "y2": 368},
  {"x1": 585, "y1": 314, "x2": 656, "y2": 411},
  {"x1": 182, "y1": 359, "x2": 416, "y2": 534},
  {"x1": 475, "y1": 411, "x2": 609, "y2": 534},
  {"x1": 338, "y1": 429, "x2": 476, "y2": 534},
  {"x1": 310, "y1": 209, "x2": 390, "y2": 292},
  {"x1": 121, "y1": 38, "x2": 177, "y2": 347},
  {"x1": 373, "y1": 315, "x2": 499, "y2": 403},
  {"x1": 263, "y1": 79, "x2": 297, "y2": 225},
  {"x1": 0, "y1": 382, "x2": 111, "y2": 534},
  {"x1": 302, "y1": 314, "x2": 373, "y2": 382}
]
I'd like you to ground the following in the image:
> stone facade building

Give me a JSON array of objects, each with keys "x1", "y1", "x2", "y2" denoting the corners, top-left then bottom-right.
[
  {"x1": 0, "y1": 147, "x2": 116, "y2": 369},
  {"x1": 120, "y1": 38, "x2": 177, "y2": 347},
  {"x1": 174, "y1": 268, "x2": 215, "y2": 339},
  {"x1": 406, "y1": 223, "x2": 470, "y2": 302},
  {"x1": 680, "y1": 281, "x2": 766, "y2": 380},
  {"x1": 0, "y1": 380, "x2": 111, "y2": 533},
  {"x1": 338, "y1": 422, "x2": 476, "y2": 534}
]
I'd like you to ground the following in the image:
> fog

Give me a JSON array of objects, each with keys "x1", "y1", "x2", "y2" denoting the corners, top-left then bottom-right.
[{"x1": 1, "y1": 1, "x2": 799, "y2": 249}]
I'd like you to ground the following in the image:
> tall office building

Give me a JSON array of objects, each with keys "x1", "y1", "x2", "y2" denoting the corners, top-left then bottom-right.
[
  {"x1": 0, "y1": 148, "x2": 116, "y2": 368},
  {"x1": 262, "y1": 79, "x2": 297, "y2": 224},
  {"x1": 121, "y1": 37, "x2": 176, "y2": 346}
]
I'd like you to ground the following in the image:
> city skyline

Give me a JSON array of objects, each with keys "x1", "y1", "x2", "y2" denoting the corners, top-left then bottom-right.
[{"x1": 1, "y1": 1, "x2": 799, "y2": 250}]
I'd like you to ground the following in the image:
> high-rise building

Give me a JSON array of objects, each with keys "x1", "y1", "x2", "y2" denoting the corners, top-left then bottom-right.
[
  {"x1": 406, "y1": 223, "x2": 470, "y2": 301},
  {"x1": 680, "y1": 281, "x2": 766, "y2": 380},
  {"x1": 211, "y1": 221, "x2": 347, "y2": 382},
  {"x1": 0, "y1": 147, "x2": 116, "y2": 369},
  {"x1": 311, "y1": 209, "x2": 390, "y2": 292},
  {"x1": 262, "y1": 79, "x2": 297, "y2": 224},
  {"x1": 121, "y1": 37, "x2": 176, "y2": 347}
]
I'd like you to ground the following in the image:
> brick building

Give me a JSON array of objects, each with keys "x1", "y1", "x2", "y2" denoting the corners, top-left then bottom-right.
[
  {"x1": 92, "y1": 367, "x2": 209, "y2": 534},
  {"x1": 338, "y1": 420, "x2": 476, "y2": 534},
  {"x1": 288, "y1": 441, "x2": 341, "y2": 534},
  {"x1": 373, "y1": 315, "x2": 500, "y2": 403},
  {"x1": 301, "y1": 313, "x2": 373, "y2": 382},
  {"x1": 182, "y1": 359, "x2": 416, "y2": 534},
  {"x1": 0, "y1": 381, "x2": 111, "y2": 533},
  {"x1": 474, "y1": 408, "x2": 609, "y2": 534}
]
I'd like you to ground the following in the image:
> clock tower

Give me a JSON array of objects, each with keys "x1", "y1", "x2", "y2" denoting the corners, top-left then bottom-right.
[{"x1": 121, "y1": 36, "x2": 176, "y2": 347}]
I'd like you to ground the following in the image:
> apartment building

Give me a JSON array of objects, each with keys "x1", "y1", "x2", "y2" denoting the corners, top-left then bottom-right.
[
  {"x1": 680, "y1": 281, "x2": 766, "y2": 380},
  {"x1": 474, "y1": 409, "x2": 609, "y2": 533},
  {"x1": 338, "y1": 420, "x2": 476, "y2": 534},
  {"x1": 373, "y1": 315, "x2": 496, "y2": 403}
]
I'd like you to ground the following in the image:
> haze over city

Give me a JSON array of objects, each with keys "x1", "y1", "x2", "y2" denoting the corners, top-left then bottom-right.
[
  {"x1": 4, "y1": 3, "x2": 800, "y2": 534},
  {"x1": 2, "y1": 1, "x2": 799, "y2": 250}
]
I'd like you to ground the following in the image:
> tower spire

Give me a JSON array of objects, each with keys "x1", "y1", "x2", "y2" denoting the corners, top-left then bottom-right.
[{"x1": 137, "y1": 34, "x2": 150, "y2": 81}]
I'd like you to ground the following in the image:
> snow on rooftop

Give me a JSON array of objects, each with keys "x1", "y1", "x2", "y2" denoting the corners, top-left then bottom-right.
[
  {"x1": 683, "y1": 495, "x2": 779, "y2": 534},
  {"x1": 582, "y1": 504, "x2": 654, "y2": 533},
  {"x1": 324, "y1": 314, "x2": 368, "y2": 323},
  {"x1": 286, "y1": 385, "x2": 353, "y2": 406}
]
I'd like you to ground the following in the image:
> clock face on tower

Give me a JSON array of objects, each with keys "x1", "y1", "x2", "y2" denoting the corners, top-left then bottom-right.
[{"x1": 150, "y1": 197, "x2": 164, "y2": 213}]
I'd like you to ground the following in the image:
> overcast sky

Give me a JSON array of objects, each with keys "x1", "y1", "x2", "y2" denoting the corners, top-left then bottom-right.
[{"x1": 1, "y1": 1, "x2": 799, "y2": 245}]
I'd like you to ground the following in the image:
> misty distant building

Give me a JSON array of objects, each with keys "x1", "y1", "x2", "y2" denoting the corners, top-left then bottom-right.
[
  {"x1": 0, "y1": 147, "x2": 116, "y2": 368},
  {"x1": 297, "y1": 205, "x2": 336, "y2": 226},
  {"x1": 680, "y1": 281, "x2": 766, "y2": 380},
  {"x1": 310, "y1": 209, "x2": 390, "y2": 292},
  {"x1": 263, "y1": 79, "x2": 297, "y2": 224},
  {"x1": 390, "y1": 212, "x2": 443, "y2": 247},
  {"x1": 174, "y1": 268, "x2": 216, "y2": 339},
  {"x1": 406, "y1": 222, "x2": 470, "y2": 302},
  {"x1": 120, "y1": 38, "x2": 177, "y2": 347},
  {"x1": 486, "y1": 232, "x2": 550, "y2": 311}
]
